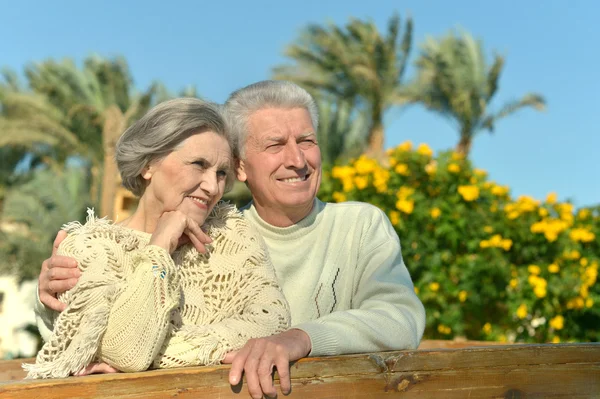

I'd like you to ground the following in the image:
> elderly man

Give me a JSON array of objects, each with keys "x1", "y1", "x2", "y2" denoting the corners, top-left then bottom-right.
[{"x1": 37, "y1": 80, "x2": 425, "y2": 398}]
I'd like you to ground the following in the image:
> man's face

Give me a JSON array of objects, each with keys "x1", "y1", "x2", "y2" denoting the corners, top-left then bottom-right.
[{"x1": 237, "y1": 107, "x2": 322, "y2": 220}]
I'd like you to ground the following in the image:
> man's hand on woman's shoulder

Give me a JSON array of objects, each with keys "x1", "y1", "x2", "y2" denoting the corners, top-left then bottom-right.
[{"x1": 38, "y1": 230, "x2": 80, "y2": 312}]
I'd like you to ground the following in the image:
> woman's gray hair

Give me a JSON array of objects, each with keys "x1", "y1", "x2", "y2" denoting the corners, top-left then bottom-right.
[
  {"x1": 224, "y1": 80, "x2": 319, "y2": 159},
  {"x1": 115, "y1": 97, "x2": 234, "y2": 197}
]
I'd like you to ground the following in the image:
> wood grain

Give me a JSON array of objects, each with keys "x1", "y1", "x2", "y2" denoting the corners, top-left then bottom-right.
[{"x1": 1, "y1": 342, "x2": 598, "y2": 398}]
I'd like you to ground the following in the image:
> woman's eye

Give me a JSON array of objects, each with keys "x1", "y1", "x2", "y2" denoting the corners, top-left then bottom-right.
[{"x1": 217, "y1": 170, "x2": 227, "y2": 179}]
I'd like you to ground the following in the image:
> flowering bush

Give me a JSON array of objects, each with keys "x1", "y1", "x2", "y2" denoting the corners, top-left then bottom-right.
[{"x1": 320, "y1": 141, "x2": 599, "y2": 343}]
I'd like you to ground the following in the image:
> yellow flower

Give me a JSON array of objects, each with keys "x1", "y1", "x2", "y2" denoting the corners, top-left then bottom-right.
[
  {"x1": 396, "y1": 199, "x2": 414, "y2": 214},
  {"x1": 516, "y1": 304, "x2": 528, "y2": 319},
  {"x1": 414, "y1": 286, "x2": 420, "y2": 295},
  {"x1": 552, "y1": 336, "x2": 561, "y2": 344},
  {"x1": 437, "y1": 324, "x2": 452, "y2": 335},
  {"x1": 538, "y1": 208, "x2": 549, "y2": 217},
  {"x1": 416, "y1": 143, "x2": 433, "y2": 157},
  {"x1": 332, "y1": 192, "x2": 346, "y2": 203},
  {"x1": 458, "y1": 185, "x2": 480, "y2": 202},
  {"x1": 353, "y1": 156, "x2": 378, "y2": 175},
  {"x1": 528, "y1": 265, "x2": 541, "y2": 275},
  {"x1": 394, "y1": 163, "x2": 410, "y2": 176},
  {"x1": 564, "y1": 250, "x2": 581, "y2": 260},
  {"x1": 549, "y1": 315, "x2": 564, "y2": 330},
  {"x1": 430, "y1": 208, "x2": 441, "y2": 219},
  {"x1": 581, "y1": 258, "x2": 589, "y2": 267},
  {"x1": 482, "y1": 323, "x2": 492, "y2": 334},
  {"x1": 388, "y1": 211, "x2": 400, "y2": 226},
  {"x1": 569, "y1": 227, "x2": 596, "y2": 243},
  {"x1": 396, "y1": 186, "x2": 415, "y2": 199},
  {"x1": 501, "y1": 239, "x2": 513, "y2": 251},
  {"x1": 425, "y1": 161, "x2": 437, "y2": 175},
  {"x1": 548, "y1": 263, "x2": 560, "y2": 273},
  {"x1": 534, "y1": 285, "x2": 547, "y2": 298},
  {"x1": 331, "y1": 165, "x2": 355, "y2": 179},
  {"x1": 397, "y1": 140, "x2": 413, "y2": 152},
  {"x1": 586, "y1": 298, "x2": 594, "y2": 308},
  {"x1": 372, "y1": 168, "x2": 390, "y2": 193},
  {"x1": 546, "y1": 192, "x2": 558, "y2": 204},
  {"x1": 474, "y1": 168, "x2": 487, "y2": 177},
  {"x1": 491, "y1": 185, "x2": 509, "y2": 196},
  {"x1": 451, "y1": 152, "x2": 464, "y2": 161},
  {"x1": 578, "y1": 209, "x2": 591, "y2": 220},
  {"x1": 483, "y1": 226, "x2": 494, "y2": 234},
  {"x1": 509, "y1": 279, "x2": 518, "y2": 289},
  {"x1": 429, "y1": 282, "x2": 440, "y2": 292},
  {"x1": 447, "y1": 163, "x2": 461, "y2": 173},
  {"x1": 458, "y1": 290, "x2": 468, "y2": 302},
  {"x1": 354, "y1": 176, "x2": 369, "y2": 190},
  {"x1": 567, "y1": 297, "x2": 585, "y2": 310}
]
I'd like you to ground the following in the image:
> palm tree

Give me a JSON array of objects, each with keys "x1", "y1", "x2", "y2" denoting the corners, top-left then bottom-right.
[
  {"x1": 313, "y1": 93, "x2": 369, "y2": 166},
  {"x1": 409, "y1": 29, "x2": 546, "y2": 156},
  {"x1": 0, "y1": 166, "x2": 90, "y2": 282},
  {"x1": 2, "y1": 56, "x2": 159, "y2": 216},
  {"x1": 273, "y1": 12, "x2": 413, "y2": 159}
]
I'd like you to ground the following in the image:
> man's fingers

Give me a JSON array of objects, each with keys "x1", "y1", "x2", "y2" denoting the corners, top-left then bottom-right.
[
  {"x1": 243, "y1": 356, "x2": 262, "y2": 399},
  {"x1": 48, "y1": 255, "x2": 79, "y2": 269},
  {"x1": 47, "y1": 266, "x2": 80, "y2": 282},
  {"x1": 258, "y1": 360, "x2": 277, "y2": 398},
  {"x1": 229, "y1": 349, "x2": 249, "y2": 385},
  {"x1": 222, "y1": 351, "x2": 237, "y2": 364},
  {"x1": 39, "y1": 294, "x2": 67, "y2": 312},
  {"x1": 48, "y1": 278, "x2": 78, "y2": 295},
  {"x1": 52, "y1": 230, "x2": 68, "y2": 256},
  {"x1": 276, "y1": 357, "x2": 292, "y2": 395}
]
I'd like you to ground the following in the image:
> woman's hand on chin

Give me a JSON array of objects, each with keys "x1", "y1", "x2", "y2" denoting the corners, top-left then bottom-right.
[{"x1": 149, "y1": 210, "x2": 212, "y2": 254}]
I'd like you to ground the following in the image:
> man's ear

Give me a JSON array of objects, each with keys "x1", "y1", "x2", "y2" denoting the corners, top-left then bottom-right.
[{"x1": 236, "y1": 158, "x2": 247, "y2": 182}]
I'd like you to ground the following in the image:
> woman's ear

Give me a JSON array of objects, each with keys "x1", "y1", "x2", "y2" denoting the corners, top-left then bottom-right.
[
  {"x1": 236, "y1": 158, "x2": 247, "y2": 182},
  {"x1": 141, "y1": 165, "x2": 153, "y2": 181}
]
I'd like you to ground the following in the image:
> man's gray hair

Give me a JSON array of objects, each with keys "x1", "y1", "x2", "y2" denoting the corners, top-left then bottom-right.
[
  {"x1": 224, "y1": 80, "x2": 319, "y2": 158},
  {"x1": 115, "y1": 97, "x2": 234, "y2": 197}
]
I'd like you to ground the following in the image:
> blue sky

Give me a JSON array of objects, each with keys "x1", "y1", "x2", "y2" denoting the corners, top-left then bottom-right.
[{"x1": 2, "y1": 0, "x2": 598, "y2": 207}]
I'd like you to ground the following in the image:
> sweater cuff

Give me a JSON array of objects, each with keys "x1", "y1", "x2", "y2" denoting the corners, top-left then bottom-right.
[{"x1": 293, "y1": 321, "x2": 339, "y2": 357}]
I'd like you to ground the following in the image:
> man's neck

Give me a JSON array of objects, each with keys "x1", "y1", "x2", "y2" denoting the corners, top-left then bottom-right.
[{"x1": 252, "y1": 200, "x2": 315, "y2": 228}]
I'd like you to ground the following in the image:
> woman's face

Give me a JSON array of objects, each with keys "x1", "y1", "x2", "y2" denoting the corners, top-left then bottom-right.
[{"x1": 142, "y1": 131, "x2": 232, "y2": 226}]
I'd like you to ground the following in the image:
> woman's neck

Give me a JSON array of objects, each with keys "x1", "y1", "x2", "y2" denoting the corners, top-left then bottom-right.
[{"x1": 117, "y1": 195, "x2": 160, "y2": 233}]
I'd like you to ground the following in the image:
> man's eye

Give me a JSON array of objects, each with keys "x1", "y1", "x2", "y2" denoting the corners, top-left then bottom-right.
[{"x1": 193, "y1": 161, "x2": 207, "y2": 168}]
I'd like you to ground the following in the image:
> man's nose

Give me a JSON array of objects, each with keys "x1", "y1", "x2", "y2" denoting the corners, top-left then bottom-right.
[{"x1": 283, "y1": 142, "x2": 306, "y2": 169}]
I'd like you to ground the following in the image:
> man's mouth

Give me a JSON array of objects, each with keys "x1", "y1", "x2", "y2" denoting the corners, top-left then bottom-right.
[{"x1": 279, "y1": 174, "x2": 309, "y2": 183}]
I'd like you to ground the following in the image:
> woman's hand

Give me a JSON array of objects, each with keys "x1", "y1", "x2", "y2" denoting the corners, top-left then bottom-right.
[
  {"x1": 149, "y1": 210, "x2": 212, "y2": 254},
  {"x1": 74, "y1": 362, "x2": 120, "y2": 376}
]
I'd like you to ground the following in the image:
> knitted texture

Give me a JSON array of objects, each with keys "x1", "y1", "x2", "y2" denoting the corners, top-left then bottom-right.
[
  {"x1": 26, "y1": 203, "x2": 290, "y2": 378},
  {"x1": 242, "y1": 199, "x2": 426, "y2": 357}
]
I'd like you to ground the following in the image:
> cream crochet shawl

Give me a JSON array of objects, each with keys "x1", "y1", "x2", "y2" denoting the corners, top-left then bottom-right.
[{"x1": 25, "y1": 203, "x2": 290, "y2": 378}]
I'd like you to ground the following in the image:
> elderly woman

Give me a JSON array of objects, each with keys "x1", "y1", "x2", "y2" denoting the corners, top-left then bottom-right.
[{"x1": 24, "y1": 98, "x2": 290, "y2": 379}]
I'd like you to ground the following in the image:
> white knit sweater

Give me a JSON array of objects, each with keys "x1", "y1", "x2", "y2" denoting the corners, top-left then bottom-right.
[
  {"x1": 242, "y1": 199, "x2": 426, "y2": 356},
  {"x1": 28, "y1": 203, "x2": 290, "y2": 378}
]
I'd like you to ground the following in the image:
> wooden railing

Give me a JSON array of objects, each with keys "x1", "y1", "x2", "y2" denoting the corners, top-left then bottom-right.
[{"x1": 1, "y1": 341, "x2": 598, "y2": 398}]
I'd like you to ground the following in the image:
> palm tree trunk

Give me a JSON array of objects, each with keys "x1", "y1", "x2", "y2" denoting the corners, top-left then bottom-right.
[
  {"x1": 100, "y1": 106, "x2": 126, "y2": 219},
  {"x1": 455, "y1": 127, "x2": 473, "y2": 156},
  {"x1": 89, "y1": 162, "x2": 101, "y2": 207},
  {"x1": 366, "y1": 106, "x2": 385, "y2": 160}
]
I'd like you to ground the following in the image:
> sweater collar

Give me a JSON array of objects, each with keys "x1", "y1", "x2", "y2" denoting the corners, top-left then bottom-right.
[{"x1": 243, "y1": 199, "x2": 325, "y2": 241}]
